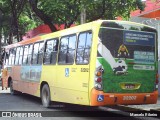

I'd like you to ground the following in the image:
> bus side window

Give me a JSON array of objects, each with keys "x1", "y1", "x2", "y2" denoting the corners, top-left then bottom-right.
[
  {"x1": 44, "y1": 39, "x2": 58, "y2": 64},
  {"x1": 4, "y1": 52, "x2": 9, "y2": 65},
  {"x1": 15, "y1": 46, "x2": 23, "y2": 65},
  {"x1": 37, "y1": 42, "x2": 44, "y2": 64},
  {"x1": 19, "y1": 46, "x2": 24, "y2": 65},
  {"x1": 51, "y1": 40, "x2": 59, "y2": 64},
  {"x1": 15, "y1": 47, "x2": 21, "y2": 65},
  {"x1": 27, "y1": 44, "x2": 33, "y2": 64},
  {"x1": 23, "y1": 45, "x2": 29, "y2": 65},
  {"x1": 8, "y1": 49, "x2": 12, "y2": 65},
  {"x1": 32, "y1": 42, "x2": 44, "y2": 65},
  {"x1": 12, "y1": 48, "x2": 16, "y2": 65},
  {"x1": 32, "y1": 43, "x2": 39, "y2": 64},
  {"x1": 76, "y1": 31, "x2": 92, "y2": 64},
  {"x1": 58, "y1": 34, "x2": 76, "y2": 64},
  {"x1": 9, "y1": 48, "x2": 16, "y2": 65}
]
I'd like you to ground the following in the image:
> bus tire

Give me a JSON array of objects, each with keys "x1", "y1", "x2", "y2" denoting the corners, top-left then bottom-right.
[
  {"x1": 41, "y1": 84, "x2": 51, "y2": 108},
  {"x1": 10, "y1": 80, "x2": 16, "y2": 95}
]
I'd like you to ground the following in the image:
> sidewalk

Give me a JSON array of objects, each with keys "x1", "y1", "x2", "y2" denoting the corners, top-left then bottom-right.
[
  {"x1": 120, "y1": 96, "x2": 160, "y2": 111},
  {"x1": 0, "y1": 86, "x2": 10, "y2": 93}
]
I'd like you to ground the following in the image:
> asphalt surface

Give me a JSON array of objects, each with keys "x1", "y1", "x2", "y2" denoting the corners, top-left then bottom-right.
[{"x1": 0, "y1": 86, "x2": 160, "y2": 120}]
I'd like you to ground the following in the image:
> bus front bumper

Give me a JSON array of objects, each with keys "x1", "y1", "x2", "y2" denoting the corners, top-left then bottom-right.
[{"x1": 90, "y1": 88, "x2": 158, "y2": 106}]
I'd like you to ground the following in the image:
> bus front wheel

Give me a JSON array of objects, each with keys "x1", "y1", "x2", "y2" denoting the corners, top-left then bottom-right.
[{"x1": 41, "y1": 84, "x2": 51, "y2": 108}]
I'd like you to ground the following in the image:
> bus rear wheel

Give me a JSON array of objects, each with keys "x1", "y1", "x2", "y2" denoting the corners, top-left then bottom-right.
[
  {"x1": 10, "y1": 80, "x2": 16, "y2": 95},
  {"x1": 41, "y1": 84, "x2": 51, "y2": 108}
]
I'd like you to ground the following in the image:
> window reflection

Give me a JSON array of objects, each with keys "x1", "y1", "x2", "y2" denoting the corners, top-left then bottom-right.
[
  {"x1": 28, "y1": 44, "x2": 33, "y2": 64},
  {"x1": 23, "y1": 45, "x2": 29, "y2": 64},
  {"x1": 9, "y1": 48, "x2": 16, "y2": 65},
  {"x1": 58, "y1": 35, "x2": 76, "y2": 64},
  {"x1": 76, "y1": 31, "x2": 92, "y2": 64},
  {"x1": 15, "y1": 47, "x2": 21, "y2": 65},
  {"x1": 19, "y1": 47, "x2": 24, "y2": 65},
  {"x1": 44, "y1": 39, "x2": 58, "y2": 64},
  {"x1": 32, "y1": 42, "x2": 44, "y2": 65}
]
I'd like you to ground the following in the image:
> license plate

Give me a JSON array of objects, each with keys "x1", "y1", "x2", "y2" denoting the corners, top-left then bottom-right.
[{"x1": 125, "y1": 84, "x2": 135, "y2": 89}]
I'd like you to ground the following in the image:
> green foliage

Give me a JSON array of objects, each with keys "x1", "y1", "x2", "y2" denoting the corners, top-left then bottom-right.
[
  {"x1": 19, "y1": 15, "x2": 36, "y2": 33},
  {"x1": 38, "y1": 0, "x2": 81, "y2": 25},
  {"x1": 85, "y1": 0, "x2": 145, "y2": 21},
  {"x1": 0, "y1": 0, "x2": 145, "y2": 44},
  {"x1": 18, "y1": 3, "x2": 43, "y2": 34},
  {"x1": 36, "y1": 0, "x2": 145, "y2": 24},
  {"x1": 0, "y1": 0, "x2": 11, "y2": 37}
]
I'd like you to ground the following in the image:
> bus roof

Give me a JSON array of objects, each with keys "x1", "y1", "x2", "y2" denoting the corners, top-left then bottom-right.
[
  {"x1": 4, "y1": 20, "x2": 156, "y2": 50},
  {"x1": 4, "y1": 36, "x2": 41, "y2": 50}
]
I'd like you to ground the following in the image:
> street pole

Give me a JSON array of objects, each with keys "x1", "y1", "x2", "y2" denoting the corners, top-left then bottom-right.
[{"x1": 80, "y1": 7, "x2": 86, "y2": 24}]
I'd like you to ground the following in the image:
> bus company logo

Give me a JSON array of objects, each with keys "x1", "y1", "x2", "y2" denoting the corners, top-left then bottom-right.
[
  {"x1": 2, "y1": 112, "x2": 11, "y2": 117},
  {"x1": 65, "y1": 68, "x2": 69, "y2": 77},
  {"x1": 97, "y1": 95, "x2": 104, "y2": 102}
]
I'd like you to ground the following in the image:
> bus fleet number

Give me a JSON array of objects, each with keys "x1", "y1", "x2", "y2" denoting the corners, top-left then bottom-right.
[
  {"x1": 81, "y1": 68, "x2": 89, "y2": 72},
  {"x1": 123, "y1": 96, "x2": 137, "y2": 101}
]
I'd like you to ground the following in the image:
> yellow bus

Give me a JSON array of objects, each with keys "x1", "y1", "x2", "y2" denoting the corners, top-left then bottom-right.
[{"x1": 2, "y1": 20, "x2": 158, "y2": 107}]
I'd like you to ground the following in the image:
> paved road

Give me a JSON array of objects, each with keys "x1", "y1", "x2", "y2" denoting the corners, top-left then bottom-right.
[{"x1": 0, "y1": 87, "x2": 159, "y2": 120}]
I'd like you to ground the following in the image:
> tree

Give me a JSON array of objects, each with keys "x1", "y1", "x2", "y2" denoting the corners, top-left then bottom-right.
[
  {"x1": 28, "y1": 0, "x2": 57, "y2": 32},
  {"x1": 86, "y1": 0, "x2": 145, "y2": 21},
  {"x1": 28, "y1": 0, "x2": 81, "y2": 31},
  {"x1": 0, "y1": 0, "x2": 10, "y2": 44},
  {"x1": 0, "y1": 0, "x2": 39, "y2": 44},
  {"x1": 18, "y1": 3, "x2": 43, "y2": 36},
  {"x1": 9, "y1": 0, "x2": 26, "y2": 42},
  {"x1": 28, "y1": 0, "x2": 145, "y2": 32},
  {"x1": 0, "y1": 0, "x2": 145, "y2": 44},
  {"x1": 0, "y1": 0, "x2": 27, "y2": 44}
]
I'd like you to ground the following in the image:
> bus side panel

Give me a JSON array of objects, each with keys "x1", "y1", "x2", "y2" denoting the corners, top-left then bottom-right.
[
  {"x1": 40, "y1": 65, "x2": 57, "y2": 98},
  {"x1": 11, "y1": 66, "x2": 22, "y2": 92},
  {"x1": 18, "y1": 65, "x2": 42, "y2": 96},
  {"x1": 51, "y1": 87, "x2": 89, "y2": 105},
  {"x1": 52, "y1": 65, "x2": 90, "y2": 105},
  {"x1": 88, "y1": 25, "x2": 101, "y2": 106}
]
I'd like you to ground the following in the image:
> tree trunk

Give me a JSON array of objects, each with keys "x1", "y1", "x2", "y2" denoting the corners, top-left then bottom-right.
[
  {"x1": 0, "y1": 10, "x2": 2, "y2": 62},
  {"x1": 28, "y1": 0, "x2": 57, "y2": 32},
  {"x1": 81, "y1": 8, "x2": 86, "y2": 24},
  {"x1": 8, "y1": 32, "x2": 13, "y2": 44},
  {"x1": 0, "y1": 33, "x2": 1, "y2": 62}
]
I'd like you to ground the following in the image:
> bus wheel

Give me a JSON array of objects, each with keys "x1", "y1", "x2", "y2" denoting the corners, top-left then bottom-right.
[
  {"x1": 41, "y1": 84, "x2": 51, "y2": 108},
  {"x1": 10, "y1": 80, "x2": 16, "y2": 95}
]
